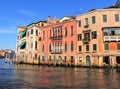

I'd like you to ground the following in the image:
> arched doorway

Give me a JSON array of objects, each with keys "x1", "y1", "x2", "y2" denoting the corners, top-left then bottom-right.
[{"x1": 86, "y1": 55, "x2": 91, "y2": 66}]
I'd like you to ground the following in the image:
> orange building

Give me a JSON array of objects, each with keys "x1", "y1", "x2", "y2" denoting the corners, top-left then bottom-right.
[{"x1": 76, "y1": 6, "x2": 120, "y2": 67}]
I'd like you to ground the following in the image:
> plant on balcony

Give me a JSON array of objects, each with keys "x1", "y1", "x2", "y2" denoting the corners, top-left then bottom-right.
[{"x1": 83, "y1": 38, "x2": 90, "y2": 44}]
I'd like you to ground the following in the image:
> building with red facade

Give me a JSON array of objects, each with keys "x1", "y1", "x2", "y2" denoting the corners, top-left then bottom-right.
[{"x1": 39, "y1": 16, "x2": 77, "y2": 66}]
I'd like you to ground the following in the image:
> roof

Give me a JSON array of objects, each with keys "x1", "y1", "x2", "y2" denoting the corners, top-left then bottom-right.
[{"x1": 59, "y1": 16, "x2": 76, "y2": 22}]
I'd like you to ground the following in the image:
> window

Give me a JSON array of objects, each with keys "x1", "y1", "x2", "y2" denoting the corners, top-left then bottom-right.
[
  {"x1": 71, "y1": 41, "x2": 74, "y2": 51},
  {"x1": 35, "y1": 54, "x2": 37, "y2": 59},
  {"x1": 64, "y1": 56, "x2": 67, "y2": 62},
  {"x1": 93, "y1": 44, "x2": 97, "y2": 51},
  {"x1": 42, "y1": 56, "x2": 44, "y2": 61},
  {"x1": 78, "y1": 20, "x2": 81, "y2": 27},
  {"x1": 27, "y1": 32, "x2": 29, "y2": 37},
  {"x1": 43, "y1": 31, "x2": 45, "y2": 40},
  {"x1": 48, "y1": 56, "x2": 51, "y2": 61},
  {"x1": 86, "y1": 44, "x2": 89, "y2": 52},
  {"x1": 31, "y1": 42, "x2": 33, "y2": 49},
  {"x1": 78, "y1": 34, "x2": 82, "y2": 41},
  {"x1": 35, "y1": 41, "x2": 37, "y2": 50},
  {"x1": 36, "y1": 30, "x2": 38, "y2": 36},
  {"x1": 71, "y1": 26, "x2": 74, "y2": 36},
  {"x1": 49, "y1": 44, "x2": 51, "y2": 52},
  {"x1": 70, "y1": 56, "x2": 74, "y2": 62},
  {"x1": 84, "y1": 33, "x2": 90, "y2": 40},
  {"x1": 50, "y1": 30, "x2": 51, "y2": 38},
  {"x1": 117, "y1": 43, "x2": 120, "y2": 50},
  {"x1": 92, "y1": 16, "x2": 96, "y2": 24},
  {"x1": 84, "y1": 18, "x2": 89, "y2": 26},
  {"x1": 115, "y1": 14, "x2": 119, "y2": 22},
  {"x1": 79, "y1": 45, "x2": 82, "y2": 52},
  {"x1": 103, "y1": 15, "x2": 107, "y2": 22},
  {"x1": 64, "y1": 42, "x2": 67, "y2": 52},
  {"x1": 92, "y1": 31, "x2": 97, "y2": 39},
  {"x1": 42, "y1": 44, "x2": 44, "y2": 52},
  {"x1": 31, "y1": 29, "x2": 33, "y2": 34},
  {"x1": 65, "y1": 27, "x2": 67, "y2": 37},
  {"x1": 104, "y1": 44, "x2": 109, "y2": 50},
  {"x1": 103, "y1": 28, "x2": 120, "y2": 36}
]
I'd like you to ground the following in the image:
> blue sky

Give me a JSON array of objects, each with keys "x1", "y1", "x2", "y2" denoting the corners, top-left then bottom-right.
[{"x1": 0, "y1": 0, "x2": 117, "y2": 50}]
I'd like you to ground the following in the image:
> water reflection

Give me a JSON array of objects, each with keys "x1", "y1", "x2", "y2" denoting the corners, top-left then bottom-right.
[{"x1": 0, "y1": 59, "x2": 120, "y2": 89}]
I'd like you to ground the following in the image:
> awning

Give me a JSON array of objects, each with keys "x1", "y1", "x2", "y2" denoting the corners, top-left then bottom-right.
[
  {"x1": 18, "y1": 42, "x2": 26, "y2": 47},
  {"x1": 20, "y1": 31, "x2": 26, "y2": 37}
]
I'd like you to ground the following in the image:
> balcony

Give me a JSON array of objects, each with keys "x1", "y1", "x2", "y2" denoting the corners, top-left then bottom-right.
[
  {"x1": 51, "y1": 50, "x2": 62, "y2": 54},
  {"x1": 50, "y1": 36, "x2": 62, "y2": 40},
  {"x1": 104, "y1": 36, "x2": 120, "y2": 42}
]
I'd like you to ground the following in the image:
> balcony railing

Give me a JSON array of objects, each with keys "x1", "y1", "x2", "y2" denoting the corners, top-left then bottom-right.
[
  {"x1": 50, "y1": 36, "x2": 62, "y2": 40},
  {"x1": 51, "y1": 50, "x2": 62, "y2": 54},
  {"x1": 104, "y1": 36, "x2": 120, "y2": 42}
]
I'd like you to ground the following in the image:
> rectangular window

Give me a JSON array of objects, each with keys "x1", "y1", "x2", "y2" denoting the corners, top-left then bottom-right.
[
  {"x1": 104, "y1": 44, "x2": 109, "y2": 50},
  {"x1": 71, "y1": 26, "x2": 74, "y2": 36},
  {"x1": 42, "y1": 45, "x2": 44, "y2": 52},
  {"x1": 115, "y1": 14, "x2": 119, "y2": 22},
  {"x1": 36, "y1": 30, "x2": 38, "y2": 36},
  {"x1": 84, "y1": 18, "x2": 89, "y2": 26},
  {"x1": 92, "y1": 31, "x2": 97, "y2": 39},
  {"x1": 78, "y1": 34, "x2": 82, "y2": 41},
  {"x1": 31, "y1": 42, "x2": 33, "y2": 49},
  {"x1": 71, "y1": 43, "x2": 74, "y2": 51},
  {"x1": 35, "y1": 54, "x2": 37, "y2": 59},
  {"x1": 79, "y1": 46, "x2": 82, "y2": 52},
  {"x1": 49, "y1": 44, "x2": 51, "y2": 52},
  {"x1": 64, "y1": 56, "x2": 67, "y2": 62},
  {"x1": 117, "y1": 43, "x2": 120, "y2": 50},
  {"x1": 78, "y1": 20, "x2": 81, "y2": 27},
  {"x1": 93, "y1": 44, "x2": 97, "y2": 51},
  {"x1": 86, "y1": 44, "x2": 89, "y2": 52},
  {"x1": 64, "y1": 44, "x2": 67, "y2": 52},
  {"x1": 35, "y1": 41, "x2": 37, "y2": 50},
  {"x1": 103, "y1": 15, "x2": 107, "y2": 22},
  {"x1": 92, "y1": 16, "x2": 96, "y2": 24},
  {"x1": 42, "y1": 56, "x2": 44, "y2": 61},
  {"x1": 43, "y1": 31, "x2": 45, "y2": 40},
  {"x1": 70, "y1": 56, "x2": 74, "y2": 62},
  {"x1": 31, "y1": 29, "x2": 33, "y2": 34},
  {"x1": 65, "y1": 27, "x2": 67, "y2": 37}
]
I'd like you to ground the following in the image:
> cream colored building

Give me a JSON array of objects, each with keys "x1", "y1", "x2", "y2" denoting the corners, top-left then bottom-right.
[{"x1": 16, "y1": 21, "x2": 48, "y2": 64}]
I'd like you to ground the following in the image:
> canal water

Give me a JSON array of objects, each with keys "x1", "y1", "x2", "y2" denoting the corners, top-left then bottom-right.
[{"x1": 0, "y1": 59, "x2": 120, "y2": 89}]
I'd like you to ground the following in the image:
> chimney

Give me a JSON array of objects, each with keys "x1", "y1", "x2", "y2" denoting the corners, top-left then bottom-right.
[{"x1": 47, "y1": 16, "x2": 51, "y2": 23}]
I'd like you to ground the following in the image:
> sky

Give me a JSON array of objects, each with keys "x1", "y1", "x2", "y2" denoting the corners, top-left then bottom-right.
[{"x1": 0, "y1": 0, "x2": 117, "y2": 50}]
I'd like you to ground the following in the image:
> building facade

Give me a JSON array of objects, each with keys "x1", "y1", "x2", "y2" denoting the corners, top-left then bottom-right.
[
  {"x1": 16, "y1": 21, "x2": 48, "y2": 64},
  {"x1": 39, "y1": 16, "x2": 77, "y2": 66},
  {"x1": 16, "y1": 0, "x2": 120, "y2": 67},
  {"x1": 76, "y1": 8, "x2": 120, "y2": 67}
]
